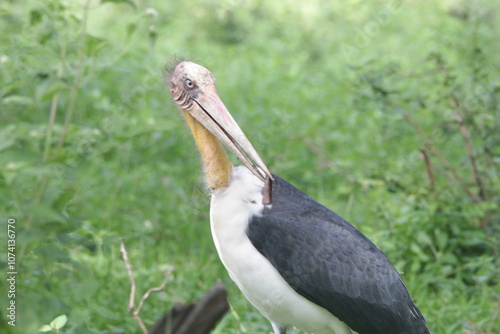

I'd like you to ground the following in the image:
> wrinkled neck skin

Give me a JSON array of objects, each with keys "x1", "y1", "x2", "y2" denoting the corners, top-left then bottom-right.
[{"x1": 182, "y1": 110, "x2": 233, "y2": 190}]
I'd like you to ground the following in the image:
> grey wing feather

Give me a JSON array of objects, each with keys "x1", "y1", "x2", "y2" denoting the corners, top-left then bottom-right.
[{"x1": 247, "y1": 175, "x2": 430, "y2": 334}]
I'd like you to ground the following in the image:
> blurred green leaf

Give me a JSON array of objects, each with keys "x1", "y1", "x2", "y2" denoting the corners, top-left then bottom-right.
[
  {"x1": 126, "y1": 22, "x2": 136, "y2": 39},
  {"x1": 30, "y1": 9, "x2": 43, "y2": 25},
  {"x1": 2, "y1": 95, "x2": 34, "y2": 105},
  {"x1": 435, "y1": 229, "x2": 448, "y2": 251},
  {"x1": 29, "y1": 204, "x2": 67, "y2": 224},
  {"x1": 416, "y1": 231, "x2": 432, "y2": 247},
  {"x1": 52, "y1": 186, "x2": 75, "y2": 212},
  {"x1": 85, "y1": 34, "x2": 107, "y2": 56},
  {"x1": 49, "y1": 314, "x2": 68, "y2": 330},
  {"x1": 38, "y1": 324, "x2": 52, "y2": 332},
  {"x1": 35, "y1": 80, "x2": 67, "y2": 102},
  {"x1": 72, "y1": 281, "x2": 100, "y2": 302}
]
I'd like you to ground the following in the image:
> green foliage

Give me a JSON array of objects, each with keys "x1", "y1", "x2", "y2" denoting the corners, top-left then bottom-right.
[
  {"x1": 0, "y1": 0, "x2": 498, "y2": 333},
  {"x1": 39, "y1": 314, "x2": 68, "y2": 333}
]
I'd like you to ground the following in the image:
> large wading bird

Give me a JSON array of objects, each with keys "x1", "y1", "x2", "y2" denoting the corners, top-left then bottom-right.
[{"x1": 168, "y1": 61, "x2": 430, "y2": 334}]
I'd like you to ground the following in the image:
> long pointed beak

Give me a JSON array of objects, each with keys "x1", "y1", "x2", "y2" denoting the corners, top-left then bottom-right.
[{"x1": 185, "y1": 84, "x2": 273, "y2": 183}]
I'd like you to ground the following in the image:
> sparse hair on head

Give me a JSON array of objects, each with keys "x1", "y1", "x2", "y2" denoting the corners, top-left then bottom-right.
[{"x1": 164, "y1": 55, "x2": 203, "y2": 83}]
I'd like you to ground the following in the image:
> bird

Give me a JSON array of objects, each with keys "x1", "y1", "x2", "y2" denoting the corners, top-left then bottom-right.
[{"x1": 167, "y1": 60, "x2": 430, "y2": 334}]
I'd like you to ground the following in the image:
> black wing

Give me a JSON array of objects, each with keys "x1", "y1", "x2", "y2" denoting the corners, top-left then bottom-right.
[{"x1": 247, "y1": 175, "x2": 430, "y2": 334}]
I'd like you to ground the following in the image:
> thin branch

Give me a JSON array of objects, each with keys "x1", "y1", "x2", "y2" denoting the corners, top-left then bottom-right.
[
  {"x1": 449, "y1": 95, "x2": 486, "y2": 201},
  {"x1": 430, "y1": 53, "x2": 486, "y2": 203},
  {"x1": 464, "y1": 317, "x2": 485, "y2": 334},
  {"x1": 420, "y1": 147, "x2": 435, "y2": 190},
  {"x1": 403, "y1": 113, "x2": 479, "y2": 203},
  {"x1": 43, "y1": 95, "x2": 60, "y2": 161},
  {"x1": 120, "y1": 239, "x2": 172, "y2": 334},
  {"x1": 120, "y1": 240, "x2": 137, "y2": 312},
  {"x1": 486, "y1": 304, "x2": 499, "y2": 334},
  {"x1": 136, "y1": 270, "x2": 172, "y2": 315},
  {"x1": 427, "y1": 163, "x2": 453, "y2": 183},
  {"x1": 120, "y1": 239, "x2": 148, "y2": 334},
  {"x1": 43, "y1": 46, "x2": 65, "y2": 162},
  {"x1": 54, "y1": 0, "x2": 91, "y2": 157}
]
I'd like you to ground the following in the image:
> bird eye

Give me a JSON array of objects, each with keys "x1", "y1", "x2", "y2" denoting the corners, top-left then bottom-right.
[{"x1": 185, "y1": 79, "x2": 195, "y2": 89}]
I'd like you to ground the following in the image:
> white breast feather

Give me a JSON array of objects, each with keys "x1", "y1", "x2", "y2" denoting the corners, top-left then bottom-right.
[{"x1": 210, "y1": 166, "x2": 356, "y2": 334}]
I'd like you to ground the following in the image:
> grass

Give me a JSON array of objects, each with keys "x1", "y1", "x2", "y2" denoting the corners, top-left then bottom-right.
[{"x1": 0, "y1": 0, "x2": 499, "y2": 333}]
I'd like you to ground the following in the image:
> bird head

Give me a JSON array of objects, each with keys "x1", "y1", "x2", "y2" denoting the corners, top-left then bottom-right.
[{"x1": 168, "y1": 61, "x2": 273, "y2": 184}]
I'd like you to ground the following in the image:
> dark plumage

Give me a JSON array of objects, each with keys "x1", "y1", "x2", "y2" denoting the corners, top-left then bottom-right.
[{"x1": 247, "y1": 175, "x2": 430, "y2": 334}]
